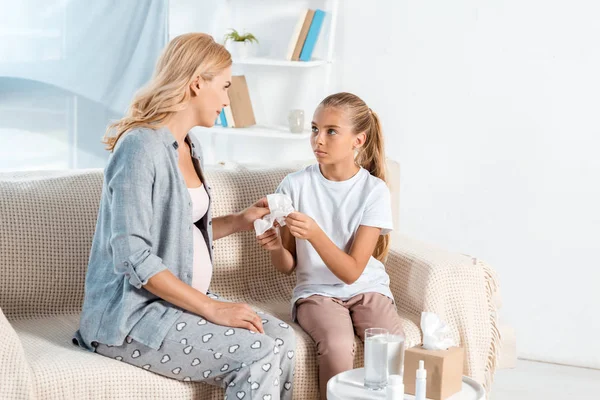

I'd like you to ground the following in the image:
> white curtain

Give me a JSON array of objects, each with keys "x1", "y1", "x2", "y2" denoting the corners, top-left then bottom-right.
[{"x1": 0, "y1": 0, "x2": 169, "y2": 114}]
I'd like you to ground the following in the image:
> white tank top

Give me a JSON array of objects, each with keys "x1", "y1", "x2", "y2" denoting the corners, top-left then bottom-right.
[{"x1": 187, "y1": 185, "x2": 212, "y2": 294}]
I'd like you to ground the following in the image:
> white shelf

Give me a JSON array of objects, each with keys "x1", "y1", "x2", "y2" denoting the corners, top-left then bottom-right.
[
  {"x1": 192, "y1": 124, "x2": 311, "y2": 139},
  {"x1": 232, "y1": 57, "x2": 329, "y2": 68}
]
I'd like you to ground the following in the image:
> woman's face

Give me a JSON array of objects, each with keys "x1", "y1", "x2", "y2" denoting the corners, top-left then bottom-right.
[{"x1": 191, "y1": 66, "x2": 232, "y2": 127}]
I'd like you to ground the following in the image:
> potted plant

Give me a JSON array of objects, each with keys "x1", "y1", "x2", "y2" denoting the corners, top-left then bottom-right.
[{"x1": 223, "y1": 29, "x2": 258, "y2": 59}]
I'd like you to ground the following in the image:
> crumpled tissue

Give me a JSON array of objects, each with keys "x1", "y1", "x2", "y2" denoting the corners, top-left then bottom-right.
[
  {"x1": 253, "y1": 194, "x2": 295, "y2": 236},
  {"x1": 421, "y1": 312, "x2": 456, "y2": 350}
]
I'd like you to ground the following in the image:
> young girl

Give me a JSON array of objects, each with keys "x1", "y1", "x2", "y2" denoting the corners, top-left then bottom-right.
[{"x1": 257, "y1": 92, "x2": 404, "y2": 398}]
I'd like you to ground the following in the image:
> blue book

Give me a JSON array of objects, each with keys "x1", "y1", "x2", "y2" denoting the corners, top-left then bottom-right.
[
  {"x1": 300, "y1": 9, "x2": 325, "y2": 61},
  {"x1": 220, "y1": 108, "x2": 228, "y2": 127}
]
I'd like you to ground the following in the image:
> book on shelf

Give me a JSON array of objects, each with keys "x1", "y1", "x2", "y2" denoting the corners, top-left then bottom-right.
[
  {"x1": 223, "y1": 105, "x2": 235, "y2": 128},
  {"x1": 228, "y1": 75, "x2": 256, "y2": 128},
  {"x1": 300, "y1": 9, "x2": 325, "y2": 62},
  {"x1": 219, "y1": 108, "x2": 227, "y2": 127},
  {"x1": 288, "y1": 9, "x2": 314, "y2": 61}
]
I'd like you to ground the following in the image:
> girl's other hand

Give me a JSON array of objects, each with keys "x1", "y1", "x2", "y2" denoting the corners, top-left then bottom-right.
[{"x1": 285, "y1": 212, "x2": 322, "y2": 241}]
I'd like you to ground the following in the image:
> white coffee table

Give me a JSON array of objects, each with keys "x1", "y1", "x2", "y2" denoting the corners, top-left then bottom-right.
[{"x1": 327, "y1": 368, "x2": 486, "y2": 400}]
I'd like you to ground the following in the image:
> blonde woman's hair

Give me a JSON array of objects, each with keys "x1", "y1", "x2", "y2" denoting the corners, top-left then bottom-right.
[
  {"x1": 319, "y1": 92, "x2": 390, "y2": 261},
  {"x1": 102, "y1": 33, "x2": 232, "y2": 151}
]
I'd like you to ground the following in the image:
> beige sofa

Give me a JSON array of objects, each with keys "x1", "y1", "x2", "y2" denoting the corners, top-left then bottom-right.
[{"x1": 0, "y1": 165, "x2": 501, "y2": 399}]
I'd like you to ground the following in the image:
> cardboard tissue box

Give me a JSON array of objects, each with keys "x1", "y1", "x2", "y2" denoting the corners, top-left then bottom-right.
[
  {"x1": 404, "y1": 345, "x2": 464, "y2": 400},
  {"x1": 404, "y1": 312, "x2": 464, "y2": 399}
]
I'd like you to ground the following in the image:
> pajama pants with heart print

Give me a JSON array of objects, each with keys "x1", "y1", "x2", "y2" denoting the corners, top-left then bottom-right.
[{"x1": 94, "y1": 306, "x2": 295, "y2": 400}]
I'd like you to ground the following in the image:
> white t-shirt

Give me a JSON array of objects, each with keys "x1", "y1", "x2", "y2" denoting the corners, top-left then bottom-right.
[{"x1": 276, "y1": 164, "x2": 395, "y2": 320}]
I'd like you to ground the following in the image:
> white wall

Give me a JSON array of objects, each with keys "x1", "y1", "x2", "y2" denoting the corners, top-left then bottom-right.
[
  {"x1": 332, "y1": 0, "x2": 600, "y2": 368},
  {"x1": 171, "y1": 0, "x2": 600, "y2": 368}
]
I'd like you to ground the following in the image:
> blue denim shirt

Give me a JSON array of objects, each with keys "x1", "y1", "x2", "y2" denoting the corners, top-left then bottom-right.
[{"x1": 74, "y1": 126, "x2": 213, "y2": 351}]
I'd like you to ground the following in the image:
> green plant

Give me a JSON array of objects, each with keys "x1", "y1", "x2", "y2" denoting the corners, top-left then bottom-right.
[{"x1": 223, "y1": 29, "x2": 259, "y2": 45}]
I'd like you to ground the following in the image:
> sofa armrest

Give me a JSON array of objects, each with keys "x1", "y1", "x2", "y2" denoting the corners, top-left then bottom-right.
[
  {"x1": 385, "y1": 235, "x2": 501, "y2": 392},
  {"x1": 0, "y1": 307, "x2": 35, "y2": 400}
]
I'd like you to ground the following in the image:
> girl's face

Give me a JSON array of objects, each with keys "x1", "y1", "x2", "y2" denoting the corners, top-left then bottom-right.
[
  {"x1": 190, "y1": 66, "x2": 232, "y2": 127},
  {"x1": 311, "y1": 105, "x2": 366, "y2": 165}
]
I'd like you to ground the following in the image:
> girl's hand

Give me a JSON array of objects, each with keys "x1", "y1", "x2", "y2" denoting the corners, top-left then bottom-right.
[
  {"x1": 257, "y1": 228, "x2": 283, "y2": 251},
  {"x1": 285, "y1": 212, "x2": 322, "y2": 241},
  {"x1": 236, "y1": 197, "x2": 270, "y2": 231},
  {"x1": 203, "y1": 300, "x2": 264, "y2": 333}
]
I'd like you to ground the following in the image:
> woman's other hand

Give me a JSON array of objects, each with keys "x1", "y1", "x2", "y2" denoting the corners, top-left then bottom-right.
[{"x1": 204, "y1": 300, "x2": 264, "y2": 333}]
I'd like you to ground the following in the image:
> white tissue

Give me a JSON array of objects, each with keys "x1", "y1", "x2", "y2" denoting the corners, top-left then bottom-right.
[
  {"x1": 421, "y1": 312, "x2": 456, "y2": 350},
  {"x1": 253, "y1": 194, "x2": 295, "y2": 236}
]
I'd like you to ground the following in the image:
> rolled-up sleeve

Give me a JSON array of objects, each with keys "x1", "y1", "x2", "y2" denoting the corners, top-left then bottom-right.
[{"x1": 105, "y1": 134, "x2": 167, "y2": 289}]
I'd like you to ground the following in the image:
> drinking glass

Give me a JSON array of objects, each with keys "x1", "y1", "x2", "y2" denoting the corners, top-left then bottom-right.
[
  {"x1": 387, "y1": 333, "x2": 406, "y2": 378},
  {"x1": 364, "y1": 328, "x2": 389, "y2": 390}
]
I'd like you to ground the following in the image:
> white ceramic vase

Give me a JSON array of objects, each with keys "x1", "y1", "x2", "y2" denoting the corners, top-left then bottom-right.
[{"x1": 227, "y1": 41, "x2": 253, "y2": 59}]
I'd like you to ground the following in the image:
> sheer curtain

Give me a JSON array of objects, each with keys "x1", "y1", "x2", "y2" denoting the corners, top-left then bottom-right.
[{"x1": 0, "y1": 0, "x2": 168, "y2": 170}]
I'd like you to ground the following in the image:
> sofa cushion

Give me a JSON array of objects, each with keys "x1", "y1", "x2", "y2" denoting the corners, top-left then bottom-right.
[
  {"x1": 12, "y1": 314, "x2": 217, "y2": 399},
  {"x1": 12, "y1": 309, "x2": 420, "y2": 400},
  {"x1": 0, "y1": 170, "x2": 103, "y2": 319}
]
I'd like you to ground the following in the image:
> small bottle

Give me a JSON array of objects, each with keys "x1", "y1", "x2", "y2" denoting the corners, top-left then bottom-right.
[
  {"x1": 415, "y1": 360, "x2": 427, "y2": 400},
  {"x1": 386, "y1": 374, "x2": 404, "y2": 400}
]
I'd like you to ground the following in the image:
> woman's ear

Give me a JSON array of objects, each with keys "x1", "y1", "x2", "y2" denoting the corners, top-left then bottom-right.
[
  {"x1": 190, "y1": 76, "x2": 202, "y2": 96},
  {"x1": 353, "y1": 132, "x2": 367, "y2": 150}
]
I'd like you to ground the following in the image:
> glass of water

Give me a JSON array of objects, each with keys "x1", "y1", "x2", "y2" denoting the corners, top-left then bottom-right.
[
  {"x1": 364, "y1": 328, "x2": 389, "y2": 390},
  {"x1": 387, "y1": 333, "x2": 406, "y2": 378}
]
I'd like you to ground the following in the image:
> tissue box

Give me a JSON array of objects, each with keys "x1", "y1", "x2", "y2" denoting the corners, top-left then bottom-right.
[{"x1": 404, "y1": 346, "x2": 464, "y2": 400}]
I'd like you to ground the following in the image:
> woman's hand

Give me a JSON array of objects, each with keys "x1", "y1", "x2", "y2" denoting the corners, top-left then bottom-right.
[
  {"x1": 144, "y1": 270, "x2": 264, "y2": 332},
  {"x1": 285, "y1": 212, "x2": 323, "y2": 241},
  {"x1": 203, "y1": 300, "x2": 264, "y2": 333},
  {"x1": 257, "y1": 227, "x2": 283, "y2": 251},
  {"x1": 235, "y1": 197, "x2": 270, "y2": 232}
]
